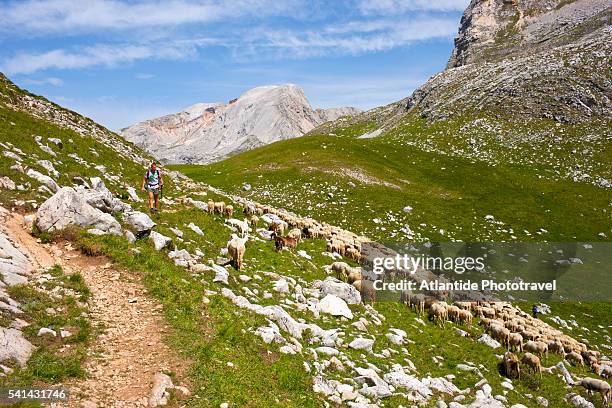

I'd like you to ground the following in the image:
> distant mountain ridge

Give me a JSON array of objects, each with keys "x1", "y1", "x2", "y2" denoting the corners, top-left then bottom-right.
[{"x1": 120, "y1": 84, "x2": 360, "y2": 164}]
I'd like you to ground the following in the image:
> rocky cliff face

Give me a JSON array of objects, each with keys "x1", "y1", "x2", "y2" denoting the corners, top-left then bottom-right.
[
  {"x1": 447, "y1": 0, "x2": 611, "y2": 68},
  {"x1": 411, "y1": 0, "x2": 612, "y2": 124},
  {"x1": 120, "y1": 85, "x2": 360, "y2": 164}
]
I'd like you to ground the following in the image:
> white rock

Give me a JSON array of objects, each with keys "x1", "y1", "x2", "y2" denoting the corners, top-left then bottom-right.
[
  {"x1": 123, "y1": 211, "x2": 156, "y2": 235},
  {"x1": 273, "y1": 279, "x2": 290, "y2": 294},
  {"x1": 212, "y1": 264, "x2": 229, "y2": 285},
  {"x1": 149, "y1": 231, "x2": 172, "y2": 251},
  {"x1": 0, "y1": 229, "x2": 31, "y2": 286},
  {"x1": 349, "y1": 337, "x2": 374, "y2": 353},
  {"x1": 320, "y1": 277, "x2": 361, "y2": 305},
  {"x1": 315, "y1": 346, "x2": 339, "y2": 356},
  {"x1": 477, "y1": 333, "x2": 501, "y2": 349},
  {"x1": 27, "y1": 168, "x2": 59, "y2": 192},
  {"x1": 316, "y1": 294, "x2": 353, "y2": 319},
  {"x1": 0, "y1": 328, "x2": 34, "y2": 366},
  {"x1": 383, "y1": 365, "x2": 432, "y2": 402},
  {"x1": 126, "y1": 186, "x2": 142, "y2": 202},
  {"x1": 297, "y1": 250, "x2": 312, "y2": 260},
  {"x1": 37, "y1": 327, "x2": 57, "y2": 337},
  {"x1": 148, "y1": 372, "x2": 173, "y2": 407},
  {"x1": 169, "y1": 227, "x2": 184, "y2": 238},
  {"x1": 0, "y1": 176, "x2": 16, "y2": 190},
  {"x1": 125, "y1": 230, "x2": 136, "y2": 243},
  {"x1": 36, "y1": 187, "x2": 121, "y2": 235},
  {"x1": 564, "y1": 393, "x2": 595, "y2": 408},
  {"x1": 188, "y1": 222, "x2": 204, "y2": 236},
  {"x1": 36, "y1": 160, "x2": 60, "y2": 179},
  {"x1": 279, "y1": 345, "x2": 296, "y2": 354}
]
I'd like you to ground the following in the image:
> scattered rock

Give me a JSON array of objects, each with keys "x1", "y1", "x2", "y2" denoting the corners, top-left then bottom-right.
[
  {"x1": 148, "y1": 372, "x2": 173, "y2": 407},
  {"x1": 316, "y1": 294, "x2": 353, "y2": 319},
  {"x1": 320, "y1": 277, "x2": 361, "y2": 305},
  {"x1": 36, "y1": 187, "x2": 122, "y2": 235},
  {"x1": 123, "y1": 211, "x2": 156, "y2": 236},
  {"x1": 149, "y1": 231, "x2": 172, "y2": 251},
  {"x1": 349, "y1": 337, "x2": 374, "y2": 353},
  {"x1": 0, "y1": 328, "x2": 34, "y2": 366}
]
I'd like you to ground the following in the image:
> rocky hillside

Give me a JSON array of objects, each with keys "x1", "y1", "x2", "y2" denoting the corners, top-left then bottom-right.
[
  {"x1": 1, "y1": 72, "x2": 611, "y2": 408},
  {"x1": 412, "y1": 0, "x2": 612, "y2": 124},
  {"x1": 120, "y1": 84, "x2": 360, "y2": 164},
  {"x1": 315, "y1": 0, "x2": 611, "y2": 128}
]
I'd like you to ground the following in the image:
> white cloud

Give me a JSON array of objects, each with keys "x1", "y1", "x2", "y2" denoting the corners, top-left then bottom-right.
[
  {"x1": 358, "y1": 0, "x2": 469, "y2": 14},
  {"x1": 247, "y1": 17, "x2": 458, "y2": 59},
  {"x1": 21, "y1": 76, "x2": 64, "y2": 86},
  {"x1": 2, "y1": 42, "x2": 197, "y2": 75},
  {"x1": 135, "y1": 73, "x2": 155, "y2": 80},
  {"x1": 303, "y1": 74, "x2": 427, "y2": 110},
  {"x1": 0, "y1": 0, "x2": 301, "y2": 35}
]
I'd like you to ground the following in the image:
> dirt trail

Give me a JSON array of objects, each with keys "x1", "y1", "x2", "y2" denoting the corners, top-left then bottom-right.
[{"x1": 4, "y1": 213, "x2": 186, "y2": 408}]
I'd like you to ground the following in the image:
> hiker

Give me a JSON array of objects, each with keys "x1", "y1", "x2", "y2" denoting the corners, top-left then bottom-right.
[
  {"x1": 141, "y1": 161, "x2": 163, "y2": 213},
  {"x1": 532, "y1": 304, "x2": 539, "y2": 319}
]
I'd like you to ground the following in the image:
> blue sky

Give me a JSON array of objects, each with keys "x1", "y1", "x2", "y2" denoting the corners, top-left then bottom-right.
[{"x1": 0, "y1": 0, "x2": 469, "y2": 130}]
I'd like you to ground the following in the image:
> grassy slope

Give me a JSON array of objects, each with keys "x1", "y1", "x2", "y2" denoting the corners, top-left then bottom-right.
[
  {"x1": 1, "y1": 76, "x2": 610, "y2": 407},
  {"x1": 174, "y1": 114, "x2": 611, "y2": 244}
]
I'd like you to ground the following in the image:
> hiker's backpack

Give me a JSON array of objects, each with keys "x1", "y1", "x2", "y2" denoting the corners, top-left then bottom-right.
[{"x1": 145, "y1": 169, "x2": 160, "y2": 184}]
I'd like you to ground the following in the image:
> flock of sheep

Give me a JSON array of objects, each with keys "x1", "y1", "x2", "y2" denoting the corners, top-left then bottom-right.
[
  {"x1": 189, "y1": 195, "x2": 611, "y2": 407},
  {"x1": 198, "y1": 197, "x2": 368, "y2": 270},
  {"x1": 412, "y1": 298, "x2": 611, "y2": 406}
]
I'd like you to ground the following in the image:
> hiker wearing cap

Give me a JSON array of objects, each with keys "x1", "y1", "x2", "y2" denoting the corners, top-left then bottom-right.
[{"x1": 141, "y1": 161, "x2": 164, "y2": 213}]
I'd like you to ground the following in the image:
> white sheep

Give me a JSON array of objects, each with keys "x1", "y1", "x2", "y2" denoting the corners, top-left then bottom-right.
[{"x1": 227, "y1": 234, "x2": 247, "y2": 270}]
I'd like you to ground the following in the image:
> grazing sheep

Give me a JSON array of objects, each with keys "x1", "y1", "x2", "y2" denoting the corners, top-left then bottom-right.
[
  {"x1": 301, "y1": 227, "x2": 312, "y2": 239},
  {"x1": 503, "y1": 351, "x2": 520, "y2": 379},
  {"x1": 594, "y1": 363, "x2": 612, "y2": 379},
  {"x1": 584, "y1": 354, "x2": 599, "y2": 368},
  {"x1": 457, "y1": 309, "x2": 473, "y2": 325},
  {"x1": 476, "y1": 306, "x2": 496, "y2": 319},
  {"x1": 521, "y1": 352, "x2": 542, "y2": 378},
  {"x1": 243, "y1": 204, "x2": 255, "y2": 216},
  {"x1": 525, "y1": 340, "x2": 548, "y2": 360},
  {"x1": 505, "y1": 319, "x2": 521, "y2": 333},
  {"x1": 549, "y1": 339, "x2": 564, "y2": 355},
  {"x1": 227, "y1": 235, "x2": 246, "y2": 270},
  {"x1": 328, "y1": 261, "x2": 352, "y2": 280},
  {"x1": 447, "y1": 305, "x2": 461, "y2": 322},
  {"x1": 402, "y1": 293, "x2": 425, "y2": 315},
  {"x1": 352, "y1": 280, "x2": 376, "y2": 304},
  {"x1": 508, "y1": 333, "x2": 523, "y2": 352},
  {"x1": 429, "y1": 303, "x2": 447, "y2": 327},
  {"x1": 347, "y1": 268, "x2": 362, "y2": 284},
  {"x1": 489, "y1": 325, "x2": 511, "y2": 349},
  {"x1": 269, "y1": 222, "x2": 285, "y2": 235},
  {"x1": 287, "y1": 228, "x2": 302, "y2": 242},
  {"x1": 250, "y1": 215, "x2": 259, "y2": 229},
  {"x1": 225, "y1": 205, "x2": 234, "y2": 218},
  {"x1": 573, "y1": 377, "x2": 611, "y2": 406},
  {"x1": 207, "y1": 200, "x2": 215, "y2": 213},
  {"x1": 214, "y1": 201, "x2": 226, "y2": 214},
  {"x1": 521, "y1": 329, "x2": 539, "y2": 342},
  {"x1": 566, "y1": 351, "x2": 585, "y2": 366},
  {"x1": 455, "y1": 301, "x2": 472, "y2": 311},
  {"x1": 273, "y1": 234, "x2": 297, "y2": 251}
]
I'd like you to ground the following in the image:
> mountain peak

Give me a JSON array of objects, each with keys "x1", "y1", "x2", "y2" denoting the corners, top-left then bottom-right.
[{"x1": 120, "y1": 84, "x2": 360, "y2": 164}]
